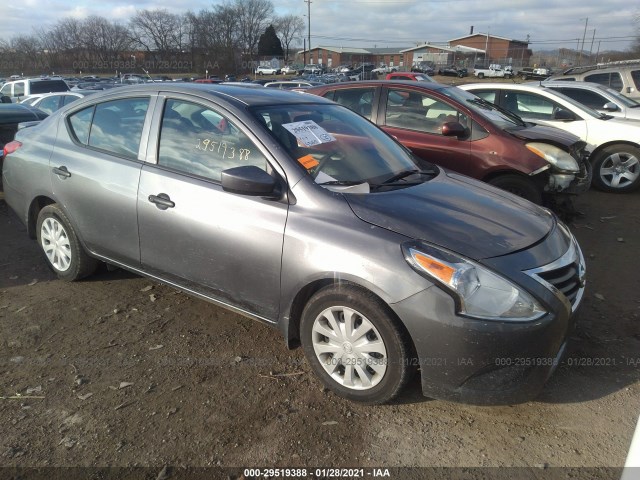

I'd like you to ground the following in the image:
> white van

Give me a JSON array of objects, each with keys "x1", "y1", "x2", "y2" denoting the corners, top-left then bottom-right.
[{"x1": 0, "y1": 78, "x2": 70, "y2": 102}]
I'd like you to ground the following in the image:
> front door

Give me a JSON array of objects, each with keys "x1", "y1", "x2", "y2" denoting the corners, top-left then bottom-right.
[{"x1": 137, "y1": 97, "x2": 288, "y2": 320}]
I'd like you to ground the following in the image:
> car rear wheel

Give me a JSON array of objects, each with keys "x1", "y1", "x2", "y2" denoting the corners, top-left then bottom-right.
[
  {"x1": 591, "y1": 144, "x2": 640, "y2": 192},
  {"x1": 36, "y1": 204, "x2": 98, "y2": 281},
  {"x1": 478, "y1": 73, "x2": 485, "y2": 79},
  {"x1": 488, "y1": 174, "x2": 542, "y2": 204},
  {"x1": 300, "y1": 285, "x2": 415, "y2": 404}
]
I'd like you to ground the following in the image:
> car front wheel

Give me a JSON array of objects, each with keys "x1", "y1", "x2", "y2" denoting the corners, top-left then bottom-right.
[
  {"x1": 300, "y1": 285, "x2": 415, "y2": 404},
  {"x1": 488, "y1": 174, "x2": 542, "y2": 204},
  {"x1": 36, "y1": 204, "x2": 98, "y2": 281},
  {"x1": 591, "y1": 144, "x2": 640, "y2": 192}
]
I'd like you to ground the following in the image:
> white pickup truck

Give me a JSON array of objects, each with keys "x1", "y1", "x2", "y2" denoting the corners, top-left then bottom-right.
[{"x1": 473, "y1": 64, "x2": 513, "y2": 79}]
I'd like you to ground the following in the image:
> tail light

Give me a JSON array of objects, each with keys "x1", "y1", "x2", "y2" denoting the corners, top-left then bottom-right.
[{"x1": 3, "y1": 140, "x2": 22, "y2": 157}]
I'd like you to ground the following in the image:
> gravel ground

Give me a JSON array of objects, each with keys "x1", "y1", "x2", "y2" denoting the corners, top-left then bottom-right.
[{"x1": 0, "y1": 187, "x2": 639, "y2": 480}]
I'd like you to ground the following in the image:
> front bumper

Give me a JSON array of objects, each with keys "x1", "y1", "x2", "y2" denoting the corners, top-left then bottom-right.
[
  {"x1": 546, "y1": 148, "x2": 592, "y2": 196},
  {"x1": 391, "y1": 224, "x2": 585, "y2": 405}
]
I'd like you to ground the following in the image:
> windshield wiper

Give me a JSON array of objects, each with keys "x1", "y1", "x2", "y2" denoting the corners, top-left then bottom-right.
[
  {"x1": 317, "y1": 180, "x2": 366, "y2": 186},
  {"x1": 380, "y1": 169, "x2": 421, "y2": 184},
  {"x1": 466, "y1": 98, "x2": 526, "y2": 126},
  {"x1": 369, "y1": 169, "x2": 433, "y2": 190}
]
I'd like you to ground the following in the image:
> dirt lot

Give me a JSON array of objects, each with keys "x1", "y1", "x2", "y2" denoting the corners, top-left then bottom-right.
[{"x1": 0, "y1": 186, "x2": 639, "y2": 479}]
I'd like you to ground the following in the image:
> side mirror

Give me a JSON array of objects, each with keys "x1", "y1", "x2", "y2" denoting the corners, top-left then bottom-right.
[
  {"x1": 602, "y1": 102, "x2": 619, "y2": 112},
  {"x1": 553, "y1": 109, "x2": 576, "y2": 121},
  {"x1": 441, "y1": 121, "x2": 467, "y2": 138},
  {"x1": 221, "y1": 165, "x2": 278, "y2": 197}
]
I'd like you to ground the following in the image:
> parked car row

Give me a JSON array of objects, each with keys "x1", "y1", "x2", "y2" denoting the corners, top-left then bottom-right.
[
  {"x1": 459, "y1": 82, "x2": 640, "y2": 192},
  {"x1": 2, "y1": 83, "x2": 587, "y2": 406},
  {"x1": 306, "y1": 80, "x2": 590, "y2": 205}
]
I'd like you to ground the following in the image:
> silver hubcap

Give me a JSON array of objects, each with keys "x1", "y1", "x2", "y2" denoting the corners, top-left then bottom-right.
[
  {"x1": 40, "y1": 217, "x2": 72, "y2": 272},
  {"x1": 311, "y1": 306, "x2": 387, "y2": 390},
  {"x1": 599, "y1": 152, "x2": 640, "y2": 189}
]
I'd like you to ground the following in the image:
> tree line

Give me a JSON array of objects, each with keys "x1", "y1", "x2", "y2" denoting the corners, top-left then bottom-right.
[{"x1": 0, "y1": 0, "x2": 305, "y2": 76}]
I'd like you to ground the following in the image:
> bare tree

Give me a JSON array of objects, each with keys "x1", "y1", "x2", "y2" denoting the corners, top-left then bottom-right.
[
  {"x1": 129, "y1": 9, "x2": 183, "y2": 55},
  {"x1": 234, "y1": 0, "x2": 274, "y2": 64},
  {"x1": 274, "y1": 14, "x2": 304, "y2": 63},
  {"x1": 189, "y1": 5, "x2": 242, "y2": 74}
]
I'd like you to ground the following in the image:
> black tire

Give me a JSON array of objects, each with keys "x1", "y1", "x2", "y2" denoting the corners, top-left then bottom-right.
[
  {"x1": 591, "y1": 144, "x2": 640, "y2": 193},
  {"x1": 36, "y1": 204, "x2": 98, "y2": 281},
  {"x1": 521, "y1": 74, "x2": 528, "y2": 80},
  {"x1": 488, "y1": 174, "x2": 543, "y2": 204},
  {"x1": 300, "y1": 285, "x2": 415, "y2": 404},
  {"x1": 478, "y1": 72, "x2": 485, "y2": 79}
]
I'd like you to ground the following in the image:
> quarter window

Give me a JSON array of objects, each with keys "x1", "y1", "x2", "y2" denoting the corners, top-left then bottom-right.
[{"x1": 157, "y1": 99, "x2": 267, "y2": 182}]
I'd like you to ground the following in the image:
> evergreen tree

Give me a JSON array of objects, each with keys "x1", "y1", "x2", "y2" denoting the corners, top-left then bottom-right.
[{"x1": 257, "y1": 25, "x2": 283, "y2": 57}]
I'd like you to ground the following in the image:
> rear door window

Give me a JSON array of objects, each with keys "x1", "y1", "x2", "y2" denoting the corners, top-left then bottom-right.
[
  {"x1": 37, "y1": 96, "x2": 62, "y2": 115},
  {"x1": 631, "y1": 70, "x2": 640, "y2": 90},
  {"x1": 67, "y1": 97, "x2": 149, "y2": 159},
  {"x1": 584, "y1": 72, "x2": 623, "y2": 92},
  {"x1": 553, "y1": 88, "x2": 610, "y2": 110},
  {"x1": 331, "y1": 87, "x2": 376, "y2": 119}
]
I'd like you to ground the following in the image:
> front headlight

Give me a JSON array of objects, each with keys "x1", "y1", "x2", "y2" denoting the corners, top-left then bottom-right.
[
  {"x1": 526, "y1": 142, "x2": 578, "y2": 173},
  {"x1": 403, "y1": 242, "x2": 546, "y2": 321}
]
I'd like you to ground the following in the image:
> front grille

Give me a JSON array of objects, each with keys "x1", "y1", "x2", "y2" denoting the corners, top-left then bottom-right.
[
  {"x1": 525, "y1": 232, "x2": 586, "y2": 313},
  {"x1": 537, "y1": 261, "x2": 582, "y2": 307}
]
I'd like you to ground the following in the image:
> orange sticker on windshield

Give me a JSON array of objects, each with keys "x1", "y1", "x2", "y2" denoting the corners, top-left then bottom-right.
[{"x1": 298, "y1": 154, "x2": 319, "y2": 169}]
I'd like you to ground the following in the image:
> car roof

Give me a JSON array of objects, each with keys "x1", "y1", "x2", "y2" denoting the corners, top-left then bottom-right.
[
  {"x1": 0, "y1": 103, "x2": 48, "y2": 122},
  {"x1": 538, "y1": 81, "x2": 611, "y2": 91},
  {"x1": 308, "y1": 79, "x2": 449, "y2": 91},
  {"x1": 67, "y1": 83, "x2": 334, "y2": 108}
]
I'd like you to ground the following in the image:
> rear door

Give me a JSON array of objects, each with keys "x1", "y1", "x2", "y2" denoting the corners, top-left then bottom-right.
[
  {"x1": 50, "y1": 94, "x2": 154, "y2": 264},
  {"x1": 137, "y1": 95, "x2": 289, "y2": 319}
]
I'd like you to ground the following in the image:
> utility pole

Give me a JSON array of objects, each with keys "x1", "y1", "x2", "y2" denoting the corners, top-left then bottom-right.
[
  {"x1": 588, "y1": 29, "x2": 596, "y2": 63},
  {"x1": 484, "y1": 27, "x2": 490, "y2": 67},
  {"x1": 578, "y1": 17, "x2": 588, "y2": 66},
  {"x1": 305, "y1": 0, "x2": 312, "y2": 64}
]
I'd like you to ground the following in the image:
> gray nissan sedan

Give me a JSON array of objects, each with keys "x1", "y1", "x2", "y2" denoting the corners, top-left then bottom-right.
[{"x1": 2, "y1": 84, "x2": 586, "y2": 405}]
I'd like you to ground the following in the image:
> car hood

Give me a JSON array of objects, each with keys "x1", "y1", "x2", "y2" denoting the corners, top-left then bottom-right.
[
  {"x1": 507, "y1": 123, "x2": 581, "y2": 148},
  {"x1": 345, "y1": 172, "x2": 555, "y2": 260}
]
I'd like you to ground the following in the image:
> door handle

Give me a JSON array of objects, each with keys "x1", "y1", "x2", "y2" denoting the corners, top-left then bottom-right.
[
  {"x1": 52, "y1": 166, "x2": 71, "y2": 178},
  {"x1": 148, "y1": 193, "x2": 175, "y2": 210}
]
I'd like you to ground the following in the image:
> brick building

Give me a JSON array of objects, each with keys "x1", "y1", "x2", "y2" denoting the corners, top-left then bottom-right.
[
  {"x1": 400, "y1": 43, "x2": 485, "y2": 68},
  {"x1": 297, "y1": 46, "x2": 406, "y2": 69},
  {"x1": 449, "y1": 33, "x2": 531, "y2": 67},
  {"x1": 296, "y1": 33, "x2": 531, "y2": 71}
]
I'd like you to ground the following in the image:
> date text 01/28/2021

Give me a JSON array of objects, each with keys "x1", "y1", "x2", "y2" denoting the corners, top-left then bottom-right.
[{"x1": 243, "y1": 468, "x2": 391, "y2": 477}]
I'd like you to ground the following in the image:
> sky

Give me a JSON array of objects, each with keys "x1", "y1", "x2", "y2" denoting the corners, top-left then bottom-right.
[{"x1": 3, "y1": 0, "x2": 639, "y2": 53}]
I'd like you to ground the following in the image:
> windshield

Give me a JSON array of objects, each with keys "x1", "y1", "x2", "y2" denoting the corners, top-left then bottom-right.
[
  {"x1": 602, "y1": 86, "x2": 640, "y2": 108},
  {"x1": 251, "y1": 103, "x2": 435, "y2": 193},
  {"x1": 440, "y1": 86, "x2": 525, "y2": 129}
]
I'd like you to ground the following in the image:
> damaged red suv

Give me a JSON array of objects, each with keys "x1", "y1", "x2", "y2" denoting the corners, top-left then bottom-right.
[{"x1": 306, "y1": 81, "x2": 591, "y2": 205}]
